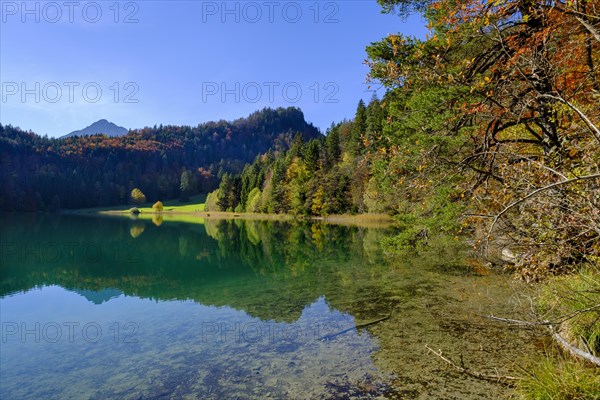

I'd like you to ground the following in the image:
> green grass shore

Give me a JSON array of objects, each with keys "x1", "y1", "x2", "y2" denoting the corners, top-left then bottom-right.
[{"x1": 65, "y1": 194, "x2": 396, "y2": 228}]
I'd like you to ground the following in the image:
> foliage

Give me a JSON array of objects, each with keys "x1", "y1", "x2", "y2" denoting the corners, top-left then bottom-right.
[
  {"x1": 366, "y1": 2, "x2": 599, "y2": 395},
  {"x1": 179, "y1": 169, "x2": 195, "y2": 202},
  {"x1": 130, "y1": 188, "x2": 146, "y2": 205},
  {"x1": 3, "y1": 0, "x2": 598, "y2": 278},
  {"x1": 206, "y1": 97, "x2": 383, "y2": 216},
  {"x1": 216, "y1": 173, "x2": 239, "y2": 212},
  {"x1": 152, "y1": 201, "x2": 164, "y2": 212},
  {"x1": 368, "y1": 0, "x2": 600, "y2": 271},
  {"x1": 205, "y1": 189, "x2": 220, "y2": 212},
  {"x1": 245, "y1": 187, "x2": 262, "y2": 212}
]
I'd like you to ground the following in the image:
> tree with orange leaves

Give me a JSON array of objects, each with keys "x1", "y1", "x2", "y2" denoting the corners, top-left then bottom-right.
[{"x1": 368, "y1": 0, "x2": 599, "y2": 276}]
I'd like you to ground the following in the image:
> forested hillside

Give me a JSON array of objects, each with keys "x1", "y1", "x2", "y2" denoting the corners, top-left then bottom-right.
[
  {"x1": 0, "y1": 107, "x2": 320, "y2": 211},
  {"x1": 3, "y1": 0, "x2": 598, "y2": 278},
  {"x1": 206, "y1": 96, "x2": 384, "y2": 215}
]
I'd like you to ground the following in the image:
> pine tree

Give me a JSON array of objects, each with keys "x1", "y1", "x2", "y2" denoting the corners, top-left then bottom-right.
[
  {"x1": 350, "y1": 100, "x2": 366, "y2": 156},
  {"x1": 179, "y1": 169, "x2": 194, "y2": 202},
  {"x1": 303, "y1": 140, "x2": 321, "y2": 173},
  {"x1": 365, "y1": 94, "x2": 384, "y2": 149},
  {"x1": 325, "y1": 125, "x2": 341, "y2": 164},
  {"x1": 217, "y1": 173, "x2": 234, "y2": 211}
]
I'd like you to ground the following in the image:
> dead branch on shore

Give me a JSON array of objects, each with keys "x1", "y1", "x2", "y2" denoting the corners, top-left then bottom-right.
[
  {"x1": 551, "y1": 328, "x2": 600, "y2": 367},
  {"x1": 424, "y1": 345, "x2": 522, "y2": 383}
]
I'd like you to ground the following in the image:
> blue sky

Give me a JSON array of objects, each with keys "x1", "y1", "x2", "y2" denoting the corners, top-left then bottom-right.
[{"x1": 0, "y1": 1, "x2": 427, "y2": 137}]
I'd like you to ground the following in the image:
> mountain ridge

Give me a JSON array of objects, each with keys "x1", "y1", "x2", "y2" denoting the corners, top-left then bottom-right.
[{"x1": 62, "y1": 119, "x2": 128, "y2": 138}]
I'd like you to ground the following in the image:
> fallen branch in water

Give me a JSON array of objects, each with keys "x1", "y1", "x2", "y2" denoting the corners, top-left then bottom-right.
[
  {"x1": 319, "y1": 315, "x2": 390, "y2": 341},
  {"x1": 425, "y1": 345, "x2": 522, "y2": 383},
  {"x1": 487, "y1": 315, "x2": 600, "y2": 367},
  {"x1": 355, "y1": 315, "x2": 390, "y2": 329},
  {"x1": 486, "y1": 315, "x2": 553, "y2": 326}
]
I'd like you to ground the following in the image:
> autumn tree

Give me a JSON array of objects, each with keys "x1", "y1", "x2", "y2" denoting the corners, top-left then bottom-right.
[
  {"x1": 130, "y1": 188, "x2": 146, "y2": 205},
  {"x1": 367, "y1": 0, "x2": 599, "y2": 272}
]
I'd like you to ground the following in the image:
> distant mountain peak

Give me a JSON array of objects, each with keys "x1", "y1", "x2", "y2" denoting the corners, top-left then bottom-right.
[{"x1": 62, "y1": 119, "x2": 128, "y2": 138}]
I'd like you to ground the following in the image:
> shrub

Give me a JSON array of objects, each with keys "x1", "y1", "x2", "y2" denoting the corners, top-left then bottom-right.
[
  {"x1": 130, "y1": 188, "x2": 146, "y2": 205},
  {"x1": 152, "y1": 201, "x2": 164, "y2": 212}
]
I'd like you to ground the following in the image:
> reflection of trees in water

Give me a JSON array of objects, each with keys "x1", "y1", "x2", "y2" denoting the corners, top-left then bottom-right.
[
  {"x1": 178, "y1": 235, "x2": 188, "y2": 258},
  {"x1": 202, "y1": 219, "x2": 390, "y2": 276},
  {"x1": 1, "y1": 214, "x2": 395, "y2": 322},
  {"x1": 129, "y1": 222, "x2": 146, "y2": 238},
  {"x1": 152, "y1": 214, "x2": 163, "y2": 226}
]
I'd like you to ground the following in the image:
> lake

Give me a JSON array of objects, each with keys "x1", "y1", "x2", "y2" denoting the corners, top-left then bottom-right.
[{"x1": 0, "y1": 213, "x2": 544, "y2": 399}]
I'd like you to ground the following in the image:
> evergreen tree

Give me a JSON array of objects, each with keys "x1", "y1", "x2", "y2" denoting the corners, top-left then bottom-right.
[
  {"x1": 325, "y1": 125, "x2": 341, "y2": 165},
  {"x1": 288, "y1": 133, "x2": 304, "y2": 159},
  {"x1": 303, "y1": 140, "x2": 321, "y2": 173},
  {"x1": 350, "y1": 100, "x2": 366, "y2": 156},
  {"x1": 217, "y1": 173, "x2": 234, "y2": 211},
  {"x1": 365, "y1": 94, "x2": 384, "y2": 149},
  {"x1": 179, "y1": 169, "x2": 194, "y2": 202}
]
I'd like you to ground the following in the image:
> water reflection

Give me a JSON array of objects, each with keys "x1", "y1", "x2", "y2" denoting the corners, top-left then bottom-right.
[
  {"x1": 1, "y1": 215, "x2": 391, "y2": 321},
  {"x1": 0, "y1": 214, "x2": 395, "y2": 399},
  {"x1": 0, "y1": 214, "x2": 543, "y2": 399}
]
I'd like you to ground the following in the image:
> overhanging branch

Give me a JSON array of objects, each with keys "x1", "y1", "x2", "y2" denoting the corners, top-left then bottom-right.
[
  {"x1": 487, "y1": 174, "x2": 600, "y2": 238},
  {"x1": 539, "y1": 94, "x2": 600, "y2": 145}
]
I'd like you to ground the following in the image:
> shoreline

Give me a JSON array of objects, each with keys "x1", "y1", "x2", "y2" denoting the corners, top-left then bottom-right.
[{"x1": 66, "y1": 208, "x2": 397, "y2": 228}]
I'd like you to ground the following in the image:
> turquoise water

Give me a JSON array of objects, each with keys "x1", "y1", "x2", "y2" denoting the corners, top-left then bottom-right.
[
  {"x1": 0, "y1": 214, "x2": 542, "y2": 399},
  {"x1": 1, "y1": 214, "x2": 397, "y2": 399}
]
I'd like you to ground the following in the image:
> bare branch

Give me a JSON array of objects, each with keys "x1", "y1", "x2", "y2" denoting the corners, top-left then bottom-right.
[
  {"x1": 555, "y1": 303, "x2": 600, "y2": 324},
  {"x1": 575, "y1": 16, "x2": 600, "y2": 43},
  {"x1": 486, "y1": 315, "x2": 553, "y2": 326},
  {"x1": 487, "y1": 316, "x2": 600, "y2": 366},
  {"x1": 539, "y1": 94, "x2": 600, "y2": 145},
  {"x1": 424, "y1": 345, "x2": 522, "y2": 382},
  {"x1": 487, "y1": 174, "x2": 600, "y2": 238}
]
